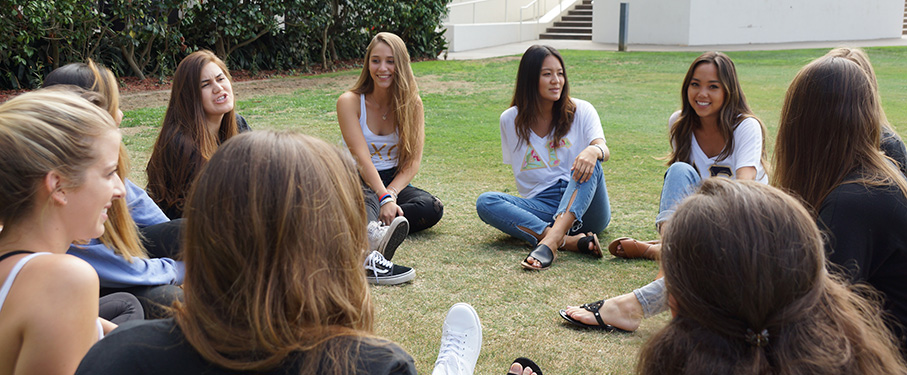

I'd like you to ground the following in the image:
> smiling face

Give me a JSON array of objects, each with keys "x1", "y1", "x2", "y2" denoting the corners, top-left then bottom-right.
[
  {"x1": 537, "y1": 55, "x2": 564, "y2": 105},
  {"x1": 199, "y1": 62, "x2": 234, "y2": 125},
  {"x1": 63, "y1": 129, "x2": 125, "y2": 241},
  {"x1": 368, "y1": 42, "x2": 395, "y2": 90},
  {"x1": 687, "y1": 62, "x2": 725, "y2": 122}
]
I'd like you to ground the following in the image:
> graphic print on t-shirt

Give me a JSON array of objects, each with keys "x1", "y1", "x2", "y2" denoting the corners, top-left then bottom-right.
[
  {"x1": 371, "y1": 143, "x2": 397, "y2": 161},
  {"x1": 709, "y1": 164, "x2": 733, "y2": 178},
  {"x1": 521, "y1": 138, "x2": 572, "y2": 171}
]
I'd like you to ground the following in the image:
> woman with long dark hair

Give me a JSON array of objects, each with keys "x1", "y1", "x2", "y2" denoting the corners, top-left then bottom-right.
[
  {"x1": 146, "y1": 50, "x2": 250, "y2": 219},
  {"x1": 476, "y1": 44, "x2": 612, "y2": 270}
]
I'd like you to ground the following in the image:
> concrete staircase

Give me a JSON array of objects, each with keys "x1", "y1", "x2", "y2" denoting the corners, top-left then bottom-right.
[
  {"x1": 540, "y1": 0, "x2": 593, "y2": 40},
  {"x1": 903, "y1": 0, "x2": 906, "y2": 35}
]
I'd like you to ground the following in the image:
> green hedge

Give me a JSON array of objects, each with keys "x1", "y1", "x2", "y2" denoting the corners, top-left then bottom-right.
[{"x1": 0, "y1": 0, "x2": 448, "y2": 89}]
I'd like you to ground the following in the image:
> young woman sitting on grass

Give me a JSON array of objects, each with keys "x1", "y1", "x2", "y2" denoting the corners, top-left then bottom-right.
[
  {"x1": 43, "y1": 60, "x2": 183, "y2": 319},
  {"x1": 560, "y1": 51, "x2": 767, "y2": 330},
  {"x1": 146, "y1": 50, "x2": 251, "y2": 219},
  {"x1": 476, "y1": 44, "x2": 612, "y2": 270},
  {"x1": 0, "y1": 90, "x2": 127, "y2": 375},
  {"x1": 338, "y1": 32, "x2": 441, "y2": 284},
  {"x1": 773, "y1": 53, "x2": 907, "y2": 352},
  {"x1": 637, "y1": 178, "x2": 907, "y2": 374}
]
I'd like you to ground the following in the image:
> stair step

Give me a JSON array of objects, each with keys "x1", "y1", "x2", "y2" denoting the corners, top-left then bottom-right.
[
  {"x1": 575, "y1": 4, "x2": 592, "y2": 10},
  {"x1": 546, "y1": 27, "x2": 592, "y2": 34},
  {"x1": 562, "y1": 15, "x2": 592, "y2": 22},
  {"x1": 568, "y1": 9, "x2": 592, "y2": 16},
  {"x1": 554, "y1": 21, "x2": 592, "y2": 27},
  {"x1": 540, "y1": 33, "x2": 593, "y2": 40}
]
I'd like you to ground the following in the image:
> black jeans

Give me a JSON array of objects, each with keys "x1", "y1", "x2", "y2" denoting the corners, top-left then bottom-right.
[{"x1": 363, "y1": 167, "x2": 443, "y2": 233}]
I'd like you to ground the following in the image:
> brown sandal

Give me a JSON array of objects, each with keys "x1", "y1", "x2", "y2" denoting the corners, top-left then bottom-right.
[{"x1": 608, "y1": 237, "x2": 660, "y2": 260}]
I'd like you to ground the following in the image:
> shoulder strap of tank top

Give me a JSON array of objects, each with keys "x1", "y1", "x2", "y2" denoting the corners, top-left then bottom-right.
[{"x1": 0, "y1": 250, "x2": 35, "y2": 263}]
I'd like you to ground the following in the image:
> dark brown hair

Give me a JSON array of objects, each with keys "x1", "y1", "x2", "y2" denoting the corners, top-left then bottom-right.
[
  {"x1": 510, "y1": 44, "x2": 576, "y2": 148},
  {"x1": 638, "y1": 178, "x2": 907, "y2": 374},
  {"x1": 146, "y1": 50, "x2": 239, "y2": 217},
  {"x1": 772, "y1": 55, "x2": 907, "y2": 210},
  {"x1": 667, "y1": 52, "x2": 766, "y2": 167},
  {"x1": 176, "y1": 131, "x2": 380, "y2": 375}
]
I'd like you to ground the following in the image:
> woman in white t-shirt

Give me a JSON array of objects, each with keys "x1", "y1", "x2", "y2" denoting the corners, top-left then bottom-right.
[
  {"x1": 476, "y1": 45, "x2": 612, "y2": 270},
  {"x1": 560, "y1": 52, "x2": 768, "y2": 331}
]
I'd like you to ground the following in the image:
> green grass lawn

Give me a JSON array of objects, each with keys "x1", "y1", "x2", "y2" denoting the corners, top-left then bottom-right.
[{"x1": 121, "y1": 47, "x2": 907, "y2": 374}]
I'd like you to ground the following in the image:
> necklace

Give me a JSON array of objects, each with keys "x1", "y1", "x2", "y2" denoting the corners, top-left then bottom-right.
[{"x1": 382, "y1": 110, "x2": 389, "y2": 120}]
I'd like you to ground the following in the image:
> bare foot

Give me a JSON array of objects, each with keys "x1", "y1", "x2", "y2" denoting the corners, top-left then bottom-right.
[
  {"x1": 523, "y1": 238, "x2": 559, "y2": 269},
  {"x1": 561, "y1": 232, "x2": 596, "y2": 252},
  {"x1": 508, "y1": 362, "x2": 536, "y2": 375},
  {"x1": 563, "y1": 292, "x2": 643, "y2": 331}
]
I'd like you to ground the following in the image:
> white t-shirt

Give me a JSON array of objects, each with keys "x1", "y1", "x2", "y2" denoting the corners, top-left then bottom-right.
[
  {"x1": 668, "y1": 111, "x2": 767, "y2": 183},
  {"x1": 500, "y1": 98, "x2": 606, "y2": 198},
  {"x1": 341, "y1": 94, "x2": 399, "y2": 171}
]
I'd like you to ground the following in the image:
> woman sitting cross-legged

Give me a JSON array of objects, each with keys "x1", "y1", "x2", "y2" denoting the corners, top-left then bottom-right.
[
  {"x1": 638, "y1": 179, "x2": 907, "y2": 374},
  {"x1": 560, "y1": 51, "x2": 767, "y2": 330},
  {"x1": 476, "y1": 45, "x2": 612, "y2": 270}
]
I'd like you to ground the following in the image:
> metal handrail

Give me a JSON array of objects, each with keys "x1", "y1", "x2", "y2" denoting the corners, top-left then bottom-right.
[
  {"x1": 446, "y1": 0, "x2": 489, "y2": 23},
  {"x1": 519, "y1": 0, "x2": 540, "y2": 40}
]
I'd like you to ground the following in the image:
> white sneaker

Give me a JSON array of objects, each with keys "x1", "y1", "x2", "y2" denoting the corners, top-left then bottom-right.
[
  {"x1": 366, "y1": 217, "x2": 409, "y2": 261},
  {"x1": 432, "y1": 303, "x2": 482, "y2": 375}
]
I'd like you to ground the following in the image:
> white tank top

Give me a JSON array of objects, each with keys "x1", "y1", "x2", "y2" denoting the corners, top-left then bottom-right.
[
  {"x1": 357, "y1": 94, "x2": 399, "y2": 171},
  {"x1": 0, "y1": 252, "x2": 104, "y2": 340}
]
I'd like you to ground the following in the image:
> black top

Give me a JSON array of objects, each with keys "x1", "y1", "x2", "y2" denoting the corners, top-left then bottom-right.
[
  {"x1": 75, "y1": 318, "x2": 417, "y2": 375},
  {"x1": 818, "y1": 179, "x2": 907, "y2": 347},
  {"x1": 881, "y1": 127, "x2": 907, "y2": 177}
]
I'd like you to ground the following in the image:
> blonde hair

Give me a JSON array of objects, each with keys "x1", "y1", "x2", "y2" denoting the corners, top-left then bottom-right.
[
  {"x1": 639, "y1": 179, "x2": 907, "y2": 374},
  {"x1": 0, "y1": 90, "x2": 117, "y2": 228},
  {"x1": 175, "y1": 131, "x2": 381, "y2": 374},
  {"x1": 350, "y1": 32, "x2": 423, "y2": 170}
]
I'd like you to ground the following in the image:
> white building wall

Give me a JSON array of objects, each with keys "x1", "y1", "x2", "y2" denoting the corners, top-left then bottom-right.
[{"x1": 593, "y1": 0, "x2": 903, "y2": 46}]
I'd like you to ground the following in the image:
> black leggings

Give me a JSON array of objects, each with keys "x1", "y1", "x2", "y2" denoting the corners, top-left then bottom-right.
[
  {"x1": 98, "y1": 292, "x2": 144, "y2": 324},
  {"x1": 100, "y1": 219, "x2": 185, "y2": 319},
  {"x1": 363, "y1": 168, "x2": 443, "y2": 233}
]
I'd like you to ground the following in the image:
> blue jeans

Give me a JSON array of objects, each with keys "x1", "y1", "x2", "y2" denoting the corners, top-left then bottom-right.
[
  {"x1": 654, "y1": 162, "x2": 701, "y2": 228},
  {"x1": 476, "y1": 163, "x2": 611, "y2": 245}
]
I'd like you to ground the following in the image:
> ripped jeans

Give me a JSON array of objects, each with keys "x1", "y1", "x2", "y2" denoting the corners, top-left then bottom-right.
[{"x1": 476, "y1": 163, "x2": 611, "y2": 245}]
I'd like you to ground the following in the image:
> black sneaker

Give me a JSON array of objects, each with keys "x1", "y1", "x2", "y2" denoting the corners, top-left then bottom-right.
[{"x1": 364, "y1": 250, "x2": 415, "y2": 285}]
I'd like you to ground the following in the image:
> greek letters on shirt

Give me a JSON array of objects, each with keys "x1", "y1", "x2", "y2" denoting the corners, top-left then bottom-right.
[
  {"x1": 521, "y1": 138, "x2": 571, "y2": 171},
  {"x1": 371, "y1": 143, "x2": 398, "y2": 161},
  {"x1": 709, "y1": 164, "x2": 733, "y2": 178}
]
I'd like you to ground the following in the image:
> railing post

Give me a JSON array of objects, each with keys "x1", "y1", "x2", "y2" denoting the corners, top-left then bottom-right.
[
  {"x1": 618, "y1": 2, "x2": 629, "y2": 51},
  {"x1": 472, "y1": 3, "x2": 476, "y2": 23}
]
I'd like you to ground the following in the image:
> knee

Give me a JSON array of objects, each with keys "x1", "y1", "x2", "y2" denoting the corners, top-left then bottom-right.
[
  {"x1": 665, "y1": 162, "x2": 696, "y2": 177},
  {"x1": 476, "y1": 192, "x2": 500, "y2": 219}
]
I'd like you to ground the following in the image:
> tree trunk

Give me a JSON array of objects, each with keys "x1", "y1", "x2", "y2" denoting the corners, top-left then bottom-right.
[{"x1": 119, "y1": 44, "x2": 146, "y2": 80}]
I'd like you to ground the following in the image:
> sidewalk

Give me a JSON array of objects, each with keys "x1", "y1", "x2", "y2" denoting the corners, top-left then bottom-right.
[{"x1": 443, "y1": 36, "x2": 907, "y2": 60}]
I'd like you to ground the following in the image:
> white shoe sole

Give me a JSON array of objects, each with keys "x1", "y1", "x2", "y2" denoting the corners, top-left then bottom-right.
[
  {"x1": 378, "y1": 217, "x2": 409, "y2": 261},
  {"x1": 367, "y1": 268, "x2": 415, "y2": 285}
]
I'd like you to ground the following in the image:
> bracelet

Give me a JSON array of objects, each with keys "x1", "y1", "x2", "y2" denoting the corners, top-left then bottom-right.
[
  {"x1": 379, "y1": 193, "x2": 393, "y2": 202},
  {"x1": 388, "y1": 186, "x2": 399, "y2": 197},
  {"x1": 380, "y1": 196, "x2": 396, "y2": 206},
  {"x1": 592, "y1": 144, "x2": 606, "y2": 161}
]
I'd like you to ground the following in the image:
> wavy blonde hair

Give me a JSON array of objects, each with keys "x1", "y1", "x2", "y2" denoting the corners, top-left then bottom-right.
[
  {"x1": 350, "y1": 32, "x2": 423, "y2": 170},
  {"x1": 176, "y1": 131, "x2": 381, "y2": 375},
  {"x1": 44, "y1": 59, "x2": 146, "y2": 260}
]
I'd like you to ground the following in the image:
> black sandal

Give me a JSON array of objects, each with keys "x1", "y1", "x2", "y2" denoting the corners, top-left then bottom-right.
[
  {"x1": 575, "y1": 233, "x2": 603, "y2": 258},
  {"x1": 558, "y1": 300, "x2": 632, "y2": 332},
  {"x1": 521, "y1": 244, "x2": 554, "y2": 270},
  {"x1": 508, "y1": 357, "x2": 543, "y2": 375}
]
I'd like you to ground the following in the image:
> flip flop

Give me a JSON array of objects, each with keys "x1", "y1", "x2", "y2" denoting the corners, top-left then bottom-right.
[
  {"x1": 558, "y1": 300, "x2": 632, "y2": 332},
  {"x1": 607, "y1": 237, "x2": 660, "y2": 260},
  {"x1": 521, "y1": 244, "x2": 554, "y2": 270},
  {"x1": 508, "y1": 357, "x2": 543, "y2": 375},
  {"x1": 575, "y1": 233, "x2": 603, "y2": 258}
]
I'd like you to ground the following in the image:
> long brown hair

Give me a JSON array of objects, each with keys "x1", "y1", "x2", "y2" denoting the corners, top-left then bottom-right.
[
  {"x1": 175, "y1": 131, "x2": 378, "y2": 374},
  {"x1": 772, "y1": 55, "x2": 907, "y2": 210},
  {"x1": 638, "y1": 179, "x2": 907, "y2": 374},
  {"x1": 146, "y1": 50, "x2": 240, "y2": 217},
  {"x1": 350, "y1": 32, "x2": 423, "y2": 170},
  {"x1": 667, "y1": 52, "x2": 766, "y2": 168},
  {"x1": 510, "y1": 44, "x2": 576, "y2": 148},
  {"x1": 44, "y1": 60, "x2": 147, "y2": 260}
]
